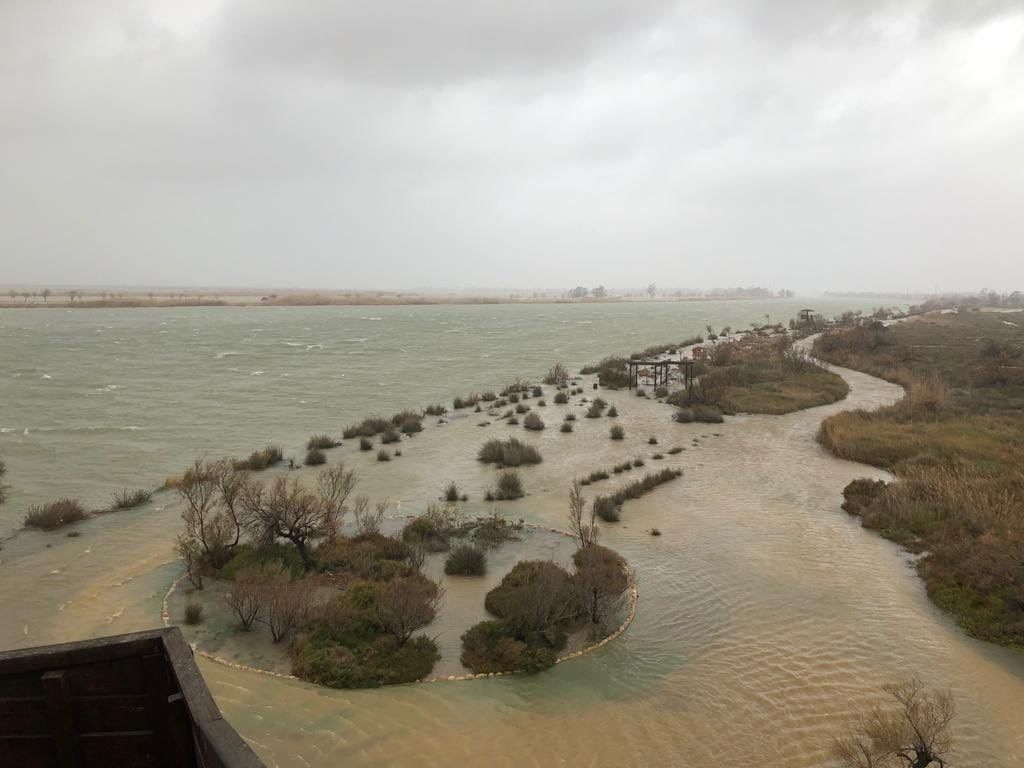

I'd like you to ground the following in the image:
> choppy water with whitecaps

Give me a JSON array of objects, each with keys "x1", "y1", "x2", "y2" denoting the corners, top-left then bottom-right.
[{"x1": 1, "y1": 299, "x2": 1022, "y2": 767}]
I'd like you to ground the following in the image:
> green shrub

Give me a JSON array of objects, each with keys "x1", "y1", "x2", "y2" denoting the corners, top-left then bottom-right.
[
  {"x1": 184, "y1": 603, "x2": 203, "y2": 625},
  {"x1": 593, "y1": 496, "x2": 619, "y2": 522},
  {"x1": 635, "y1": 388, "x2": 647, "y2": 398},
  {"x1": 477, "y1": 437, "x2": 542, "y2": 466},
  {"x1": 472, "y1": 514, "x2": 522, "y2": 549},
  {"x1": 494, "y1": 470, "x2": 524, "y2": 500},
  {"x1": 445, "y1": 544, "x2": 487, "y2": 576},
  {"x1": 307, "y1": 434, "x2": 335, "y2": 450},
  {"x1": 580, "y1": 356, "x2": 630, "y2": 388},
  {"x1": 523, "y1": 412, "x2": 544, "y2": 431},
  {"x1": 554, "y1": 391, "x2": 569, "y2": 405},
  {"x1": 305, "y1": 448, "x2": 327, "y2": 466},
  {"x1": 459, "y1": 620, "x2": 557, "y2": 674},
  {"x1": 292, "y1": 623, "x2": 439, "y2": 688},
  {"x1": 402, "y1": 505, "x2": 465, "y2": 551},
  {"x1": 221, "y1": 543, "x2": 305, "y2": 580},
  {"x1": 24, "y1": 498, "x2": 87, "y2": 530},
  {"x1": 316, "y1": 534, "x2": 413, "y2": 580},
  {"x1": 232, "y1": 445, "x2": 283, "y2": 471},
  {"x1": 610, "y1": 425, "x2": 625, "y2": 440},
  {"x1": 481, "y1": 391, "x2": 497, "y2": 402},
  {"x1": 484, "y1": 560, "x2": 573, "y2": 626},
  {"x1": 111, "y1": 488, "x2": 152, "y2": 510},
  {"x1": 360, "y1": 437, "x2": 373, "y2": 451}
]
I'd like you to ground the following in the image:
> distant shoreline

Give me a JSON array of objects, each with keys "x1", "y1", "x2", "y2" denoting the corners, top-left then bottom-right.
[{"x1": 0, "y1": 294, "x2": 794, "y2": 310}]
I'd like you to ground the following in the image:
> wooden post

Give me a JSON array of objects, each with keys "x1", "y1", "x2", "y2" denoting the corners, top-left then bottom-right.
[{"x1": 42, "y1": 670, "x2": 81, "y2": 768}]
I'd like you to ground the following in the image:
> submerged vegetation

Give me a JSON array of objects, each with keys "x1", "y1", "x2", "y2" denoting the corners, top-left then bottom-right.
[
  {"x1": 478, "y1": 437, "x2": 542, "y2": 466},
  {"x1": 814, "y1": 312, "x2": 1024, "y2": 646},
  {"x1": 25, "y1": 498, "x2": 88, "y2": 530}
]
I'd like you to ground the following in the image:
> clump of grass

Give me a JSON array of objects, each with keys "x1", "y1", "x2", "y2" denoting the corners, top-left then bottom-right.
[
  {"x1": 305, "y1": 448, "x2": 327, "y2": 466},
  {"x1": 111, "y1": 488, "x2": 152, "y2": 510},
  {"x1": 632, "y1": 456, "x2": 645, "y2": 467},
  {"x1": 650, "y1": 528, "x2": 662, "y2": 536},
  {"x1": 515, "y1": 403, "x2": 529, "y2": 414},
  {"x1": 424, "y1": 403, "x2": 447, "y2": 416},
  {"x1": 25, "y1": 498, "x2": 88, "y2": 530},
  {"x1": 652, "y1": 452, "x2": 664, "y2": 460},
  {"x1": 506, "y1": 415, "x2": 519, "y2": 425},
  {"x1": 359, "y1": 437, "x2": 373, "y2": 451},
  {"x1": 453, "y1": 393, "x2": 481, "y2": 410},
  {"x1": 564, "y1": 412, "x2": 576, "y2": 422},
  {"x1": 377, "y1": 449, "x2": 391, "y2": 462},
  {"x1": 589, "y1": 469, "x2": 610, "y2": 482},
  {"x1": 554, "y1": 391, "x2": 569, "y2": 405},
  {"x1": 610, "y1": 424, "x2": 625, "y2": 440},
  {"x1": 531, "y1": 386, "x2": 542, "y2": 397},
  {"x1": 184, "y1": 603, "x2": 203, "y2": 625},
  {"x1": 667, "y1": 446, "x2": 683, "y2": 454},
  {"x1": 232, "y1": 445, "x2": 283, "y2": 471},
  {"x1": 478, "y1": 437, "x2": 542, "y2": 466},
  {"x1": 610, "y1": 467, "x2": 683, "y2": 505},
  {"x1": 307, "y1": 434, "x2": 336, "y2": 450},
  {"x1": 381, "y1": 426, "x2": 401, "y2": 444},
  {"x1": 607, "y1": 405, "x2": 618, "y2": 417},
  {"x1": 342, "y1": 416, "x2": 390, "y2": 439},
  {"x1": 654, "y1": 386, "x2": 669, "y2": 398},
  {"x1": 493, "y1": 470, "x2": 524, "y2": 500},
  {"x1": 443, "y1": 481, "x2": 468, "y2": 503},
  {"x1": 674, "y1": 406, "x2": 725, "y2": 424},
  {"x1": 399, "y1": 416, "x2": 423, "y2": 434},
  {"x1": 537, "y1": 399, "x2": 546, "y2": 407},
  {"x1": 586, "y1": 403, "x2": 604, "y2": 418},
  {"x1": 445, "y1": 544, "x2": 487, "y2": 576},
  {"x1": 635, "y1": 389, "x2": 647, "y2": 398},
  {"x1": 612, "y1": 461, "x2": 632, "y2": 473},
  {"x1": 481, "y1": 391, "x2": 497, "y2": 402},
  {"x1": 523, "y1": 412, "x2": 544, "y2": 431},
  {"x1": 648, "y1": 436, "x2": 658, "y2": 445},
  {"x1": 560, "y1": 422, "x2": 573, "y2": 433},
  {"x1": 593, "y1": 496, "x2": 619, "y2": 522}
]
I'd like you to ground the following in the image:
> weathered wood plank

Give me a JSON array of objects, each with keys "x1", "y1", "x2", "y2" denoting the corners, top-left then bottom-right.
[{"x1": 42, "y1": 670, "x2": 81, "y2": 768}]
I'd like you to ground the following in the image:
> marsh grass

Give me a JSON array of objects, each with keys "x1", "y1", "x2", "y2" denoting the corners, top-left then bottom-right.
[
  {"x1": 111, "y1": 488, "x2": 152, "y2": 510},
  {"x1": 232, "y1": 445, "x2": 283, "y2": 471},
  {"x1": 25, "y1": 498, "x2": 88, "y2": 530},
  {"x1": 305, "y1": 448, "x2": 327, "y2": 466},
  {"x1": 307, "y1": 434, "x2": 336, "y2": 450},
  {"x1": 609, "y1": 425, "x2": 625, "y2": 440},
  {"x1": 478, "y1": 438, "x2": 542, "y2": 466}
]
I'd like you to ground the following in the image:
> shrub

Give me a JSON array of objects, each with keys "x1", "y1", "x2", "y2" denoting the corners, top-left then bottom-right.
[
  {"x1": 445, "y1": 544, "x2": 487, "y2": 576},
  {"x1": 588, "y1": 470, "x2": 610, "y2": 482},
  {"x1": 477, "y1": 437, "x2": 542, "y2": 466},
  {"x1": 221, "y1": 543, "x2": 305, "y2": 580},
  {"x1": 307, "y1": 434, "x2": 335, "y2": 450},
  {"x1": 377, "y1": 449, "x2": 391, "y2": 462},
  {"x1": 508, "y1": 392, "x2": 520, "y2": 403},
  {"x1": 424, "y1": 403, "x2": 446, "y2": 416},
  {"x1": 484, "y1": 560, "x2": 574, "y2": 635},
  {"x1": 506, "y1": 416, "x2": 519, "y2": 425},
  {"x1": 572, "y1": 545, "x2": 629, "y2": 626},
  {"x1": 580, "y1": 356, "x2": 630, "y2": 388},
  {"x1": 24, "y1": 498, "x2": 87, "y2": 530},
  {"x1": 472, "y1": 514, "x2": 522, "y2": 549},
  {"x1": 544, "y1": 363, "x2": 569, "y2": 386},
  {"x1": 316, "y1": 533, "x2": 413, "y2": 580},
  {"x1": 402, "y1": 505, "x2": 466, "y2": 551},
  {"x1": 560, "y1": 422, "x2": 573, "y2": 433},
  {"x1": 443, "y1": 481, "x2": 462, "y2": 503},
  {"x1": 515, "y1": 403, "x2": 529, "y2": 414},
  {"x1": 232, "y1": 445, "x2": 283, "y2": 471},
  {"x1": 554, "y1": 391, "x2": 569, "y2": 405},
  {"x1": 607, "y1": 405, "x2": 618, "y2": 417},
  {"x1": 184, "y1": 603, "x2": 203, "y2": 625},
  {"x1": 564, "y1": 412, "x2": 576, "y2": 421},
  {"x1": 635, "y1": 389, "x2": 647, "y2": 398},
  {"x1": 359, "y1": 437, "x2": 373, "y2": 451},
  {"x1": 654, "y1": 386, "x2": 669, "y2": 398},
  {"x1": 380, "y1": 426, "x2": 401, "y2": 444},
  {"x1": 593, "y1": 496, "x2": 619, "y2": 522},
  {"x1": 494, "y1": 470, "x2": 524, "y2": 500},
  {"x1": 586, "y1": 403, "x2": 604, "y2": 418},
  {"x1": 632, "y1": 456, "x2": 645, "y2": 467},
  {"x1": 667, "y1": 446, "x2": 683, "y2": 454},
  {"x1": 111, "y1": 488, "x2": 152, "y2": 510},
  {"x1": 460, "y1": 620, "x2": 557, "y2": 674},
  {"x1": 538, "y1": 399, "x2": 546, "y2": 407},
  {"x1": 652, "y1": 453, "x2": 663, "y2": 460},
  {"x1": 610, "y1": 425, "x2": 625, "y2": 440},
  {"x1": 523, "y1": 412, "x2": 544, "y2": 431},
  {"x1": 532, "y1": 386, "x2": 542, "y2": 397},
  {"x1": 481, "y1": 391, "x2": 497, "y2": 402},
  {"x1": 305, "y1": 448, "x2": 327, "y2": 466},
  {"x1": 399, "y1": 417, "x2": 423, "y2": 435}
]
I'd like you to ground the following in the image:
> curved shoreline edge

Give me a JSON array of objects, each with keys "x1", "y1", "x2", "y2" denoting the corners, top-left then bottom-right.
[{"x1": 160, "y1": 524, "x2": 640, "y2": 687}]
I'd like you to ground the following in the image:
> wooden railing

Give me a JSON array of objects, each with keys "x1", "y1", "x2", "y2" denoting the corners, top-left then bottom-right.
[{"x1": 0, "y1": 627, "x2": 265, "y2": 768}]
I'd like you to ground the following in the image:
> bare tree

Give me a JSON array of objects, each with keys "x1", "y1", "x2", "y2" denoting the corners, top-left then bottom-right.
[
  {"x1": 41, "y1": 288, "x2": 51, "y2": 303},
  {"x1": 177, "y1": 460, "x2": 235, "y2": 568},
  {"x1": 352, "y1": 495, "x2": 385, "y2": 537},
  {"x1": 261, "y1": 574, "x2": 317, "y2": 643},
  {"x1": 211, "y1": 459, "x2": 248, "y2": 549},
  {"x1": 316, "y1": 463, "x2": 358, "y2": 540},
  {"x1": 175, "y1": 534, "x2": 204, "y2": 589},
  {"x1": 223, "y1": 565, "x2": 273, "y2": 630},
  {"x1": 567, "y1": 481, "x2": 600, "y2": 549},
  {"x1": 242, "y1": 475, "x2": 324, "y2": 570},
  {"x1": 832, "y1": 678, "x2": 955, "y2": 768},
  {"x1": 374, "y1": 576, "x2": 444, "y2": 647}
]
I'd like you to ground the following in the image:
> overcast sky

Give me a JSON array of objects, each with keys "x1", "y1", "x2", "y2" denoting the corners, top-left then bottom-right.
[{"x1": 1, "y1": 0, "x2": 1022, "y2": 294}]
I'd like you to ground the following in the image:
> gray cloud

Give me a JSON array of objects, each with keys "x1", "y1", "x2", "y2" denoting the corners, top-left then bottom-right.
[{"x1": 0, "y1": 0, "x2": 1022, "y2": 293}]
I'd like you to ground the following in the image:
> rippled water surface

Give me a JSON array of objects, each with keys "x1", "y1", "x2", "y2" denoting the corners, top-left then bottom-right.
[{"x1": 2, "y1": 300, "x2": 1022, "y2": 767}]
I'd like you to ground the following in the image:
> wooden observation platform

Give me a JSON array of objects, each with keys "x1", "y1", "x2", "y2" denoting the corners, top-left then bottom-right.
[{"x1": 627, "y1": 359, "x2": 695, "y2": 390}]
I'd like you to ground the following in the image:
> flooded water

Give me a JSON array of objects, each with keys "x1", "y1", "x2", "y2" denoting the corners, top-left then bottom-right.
[{"x1": 2, "y1": 299, "x2": 1023, "y2": 767}]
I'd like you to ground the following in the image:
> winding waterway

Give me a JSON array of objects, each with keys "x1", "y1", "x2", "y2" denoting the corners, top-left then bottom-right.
[{"x1": 2, "y1": 300, "x2": 1022, "y2": 767}]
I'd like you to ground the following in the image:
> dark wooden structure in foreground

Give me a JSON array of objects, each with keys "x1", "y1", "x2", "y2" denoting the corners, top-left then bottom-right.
[
  {"x1": 627, "y1": 359, "x2": 695, "y2": 389},
  {"x1": 0, "y1": 628, "x2": 264, "y2": 768}
]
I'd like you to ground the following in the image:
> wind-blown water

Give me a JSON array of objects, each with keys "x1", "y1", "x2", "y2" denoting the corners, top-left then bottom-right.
[{"x1": 2, "y1": 299, "x2": 1022, "y2": 767}]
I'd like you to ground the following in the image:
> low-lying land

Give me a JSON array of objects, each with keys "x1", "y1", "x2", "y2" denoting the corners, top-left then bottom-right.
[{"x1": 814, "y1": 312, "x2": 1024, "y2": 646}]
